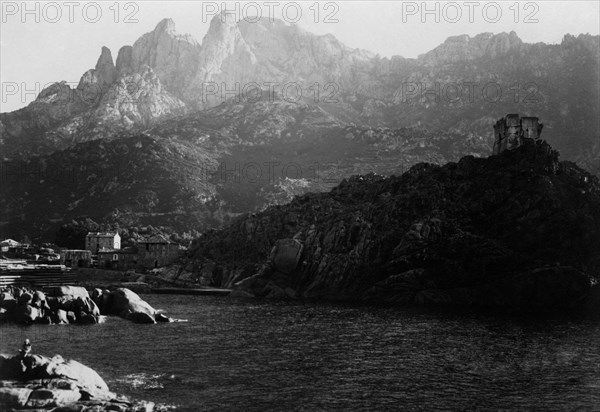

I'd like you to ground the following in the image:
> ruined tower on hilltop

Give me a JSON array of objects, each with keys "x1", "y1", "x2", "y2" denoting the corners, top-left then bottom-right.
[{"x1": 493, "y1": 114, "x2": 543, "y2": 155}]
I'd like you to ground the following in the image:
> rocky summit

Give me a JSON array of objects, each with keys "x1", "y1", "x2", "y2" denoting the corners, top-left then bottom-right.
[{"x1": 166, "y1": 141, "x2": 600, "y2": 310}]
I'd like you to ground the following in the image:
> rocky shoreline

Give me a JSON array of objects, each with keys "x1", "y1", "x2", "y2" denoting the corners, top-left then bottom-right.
[
  {"x1": 0, "y1": 286, "x2": 176, "y2": 325},
  {"x1": 0, "y1": 348, "x2": 172, "y2": 411}
]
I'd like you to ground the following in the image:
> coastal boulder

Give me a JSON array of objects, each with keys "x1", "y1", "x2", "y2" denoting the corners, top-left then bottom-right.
[
  {"x1": 0, "y1": 387, "x2": 33, "y2": 408},
  {"x1": 1, "y1": 351, "x2": 163, "y2": 410},
  {"x1": 0, "y1": 355, "x2": 22, "y2": 379},
  {"x1": 45, "y1": 286, "x2": 90, "y2": 300},
  {"x1": 14, "y1": 304, "x2": 41, "y2": 324},
  {"x1": 51, "y1": 309, "x2": 69, "y2": 324},
  {"x1": 104, "y1": 288, "x2": 157, "y2": 322},
  {"x1": 44, "y1": 355, "x2": 111, "y2": 398},
  {"x1": 0, "y1": 291, "x2": 16, "y2": 311},
  {"x1": 128, "y1": 311, "x2": 156, "y2": 324},
  {"x1": 25, "y1": 388, "x2": 81, "y2": 408},
  {"x1": 75, "y1": 296, "x2": 101, "y2": 317}
]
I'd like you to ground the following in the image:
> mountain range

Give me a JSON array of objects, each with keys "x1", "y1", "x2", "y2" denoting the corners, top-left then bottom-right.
[{"x1": 1, "y1": 13, "x2": 598, "y2": 241}]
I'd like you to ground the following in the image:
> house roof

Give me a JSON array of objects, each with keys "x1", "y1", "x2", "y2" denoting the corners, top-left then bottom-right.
[
  {"x1": 0, "y1": 239, "x2": 20, "y2": 247},
  {"x1": 97, "y1": 246, "x2": 137, "y2": 254},
  {"x1": 86, "y1": 232, "x2": 119, "y2": 238}
]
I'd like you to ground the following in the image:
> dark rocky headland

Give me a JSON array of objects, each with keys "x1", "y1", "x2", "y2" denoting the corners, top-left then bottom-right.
[{"x1": 167, "y1": 140, "x2": 600, "y2": 311}]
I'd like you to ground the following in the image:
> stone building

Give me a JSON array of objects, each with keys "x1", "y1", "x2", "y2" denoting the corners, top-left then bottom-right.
[
  {"x1": 136, "y1": 235, "x2": 180, "y2": 269},
  {"x1": 493, "y1": 114, "x2": 543, "y2": 155},
  {"x1": 1, "y1": 239, "x2": 20, "y2": 253},
  {"x1": 85, "y1": 232, "x2": 121, "y2": 253},
  {"x1": 97, "y1": 247, "x2": 138, "y2": 270},
  {"x1": 60, "y1": 249, "x2": 92, "y2": 268}
]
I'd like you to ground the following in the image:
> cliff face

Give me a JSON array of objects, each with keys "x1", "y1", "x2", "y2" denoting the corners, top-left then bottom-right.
[{"x1": 176, "y1": 141, "x2": 600, "y2": 308}]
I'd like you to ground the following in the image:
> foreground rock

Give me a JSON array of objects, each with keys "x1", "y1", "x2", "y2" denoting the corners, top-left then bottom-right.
[
  {"x1": 0, "y1": 351, "x2": 168, "y2": 411},
  {"x1": 0, "y1": 286, "x2": 174, "y2": 325},
  {"x1": 182, "y1": 141, "x2": 600, "y2": 310}
]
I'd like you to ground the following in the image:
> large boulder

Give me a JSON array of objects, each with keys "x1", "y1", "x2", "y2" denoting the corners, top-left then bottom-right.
[
  {"x1": 14, "y1": 304, "x2": 41, "y2": 324},
  {"x1": 51, "y1": 309, "x2": 69, "y2": 324},
  {"x1": 25, "y1": 388, "x2": 81, "y2": 408},
  {"x1": 45, "y1": 286, "x2": 90, "y2": 299},
  {"x1": 47, "y1": 356, "x2": 111, "y2": 397},
  {"x1": 0, "y1": 353, "x2": 158, "y2": 410},
  {"x1": 74, "y1": 296, "x2": 101, "y2": 317},
  {"x1": 0, "y1": 355, "x2": 23, "y2": 379},
  {"x1": 0, "y1": 387, "x2": 32, "y2": 408},
  {"x1": 0, "y1": 290, "x2": 16, "y2": 310},
  {"x1": 128, "y1": 311, "x2": 156, "y2": 324},
  {"x1": 105, "y1": 288, "x2": 157, "y2": 322}
]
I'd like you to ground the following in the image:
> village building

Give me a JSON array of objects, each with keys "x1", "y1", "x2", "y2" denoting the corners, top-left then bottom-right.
[
  {"x1": 136, "y1": 235, "x2": 180, "y2": 268},
  {"x1": 1, "y1": 239, "x2": 20, "y2": 253},
  {"x1": 85, "y1": 232, "x2": 121, "y2": 253},
  {"x1": 97, "y1": 247, "x2": 138, "y2": 270},
  {"x1": 60, "y1": 250, "x2": 92, "y2": 268},
  {"x1": 493, "y1": 114, "x2": 543, "y2": 155}
]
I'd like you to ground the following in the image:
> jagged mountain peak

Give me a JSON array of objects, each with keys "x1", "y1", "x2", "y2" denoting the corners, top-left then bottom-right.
[
  {"x1": 201, "y1": 10, "x2": 246, "y2": 48},
  {"x1": 418, "y1": 31, "x2": 523, "y2": 64},
  {"x1": 154, "y1": 17, "x2": 176, "y2": 34},
  {"x1": 94, "y1": 46, "x2": 117, "y2": 87}
]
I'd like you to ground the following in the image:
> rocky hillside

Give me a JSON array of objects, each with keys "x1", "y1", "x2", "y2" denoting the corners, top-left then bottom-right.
[
  {"x1": 0, "y1": 133, "x2": 219, "y2": 240},
  {"x1": 0, "y1": 95, "x2": 489, "y2": 242},
  {"x1": 168, "y1": 141, "x2": 600, "y2": 309}
]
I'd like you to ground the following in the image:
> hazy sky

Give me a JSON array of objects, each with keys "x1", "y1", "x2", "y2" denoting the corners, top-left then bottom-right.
[{"x1": 1, "y1": 0, "x2": 599, "y2": 112}]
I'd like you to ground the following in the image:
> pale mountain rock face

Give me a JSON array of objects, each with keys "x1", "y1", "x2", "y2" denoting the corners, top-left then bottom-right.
[
  {"x1": 116, "y1": 45, "x2": 134, "y2": 76},
  {"x1": 188, "y1": 11, "x2": 257, "y2": 107},
  {"x1": 95, "y1": 46, "x2": 118, "y2": 88},
  {"x1": 95, "y1": 66, "x2": 187, "y2": 128},
  {"x1": 418, "y1": 31, "x2": 523, "y2": 65},
  {"x1": 130, "y1": 18, "x2": 202, "y2": 102}
]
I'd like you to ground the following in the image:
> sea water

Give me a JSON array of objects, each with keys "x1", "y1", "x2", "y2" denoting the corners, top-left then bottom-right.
[{"x1": 1, "y1": 295, "x2": 599, "y2": 411}]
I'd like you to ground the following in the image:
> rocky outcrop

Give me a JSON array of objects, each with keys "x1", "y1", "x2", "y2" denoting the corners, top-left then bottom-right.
[
  {"x1": 418, "y1": 32, "x2": 523, "y2": 65},
  {"x1": 0, "y1": 286, "x2": 102, "y2": 325},
  {"x1": 0, "y1": 352, "x2": 164, "y2": 411},
  {"x1": 0, "y1": 286, "x2": 173, "y2": 325},
  {"x1": 116, "y1": 45, "x2": 134, "y2": 76},
  {"x1": 184, "y1": 141, "x2": 600, "y2": 310},
  {"x1": 95, "y1": 46, "x2": 118, "y2": 89},
  {"x1": 98, "y1": 288, "x2": 164, "y2": 324}
]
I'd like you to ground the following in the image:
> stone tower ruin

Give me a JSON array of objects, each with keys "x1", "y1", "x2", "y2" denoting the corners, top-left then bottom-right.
[{"x1": 493, "y1": 114, "x2": 543, "y2": 155}]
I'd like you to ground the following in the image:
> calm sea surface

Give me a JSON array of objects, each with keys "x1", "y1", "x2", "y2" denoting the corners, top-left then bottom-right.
[{"x1": 1, "y1": 295, "x2": 600, "y2": 411}]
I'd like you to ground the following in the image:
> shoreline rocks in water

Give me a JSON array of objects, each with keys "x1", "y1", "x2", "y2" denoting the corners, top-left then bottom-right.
[
  {"x1": 0, "y1": 347, "x2": 170, "y2": 411},
  {"x1": 0, "y1": 286, "x2": 175, "y2": 325}
]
